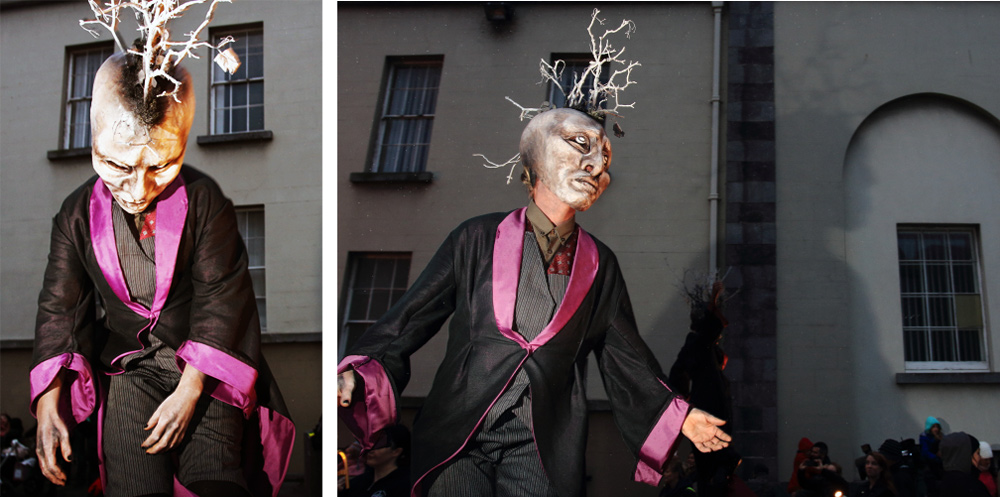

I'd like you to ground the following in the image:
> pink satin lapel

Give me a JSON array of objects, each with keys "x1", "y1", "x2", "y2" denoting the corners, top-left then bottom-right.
[
  {"x1": 91, "y1": 176, "x2": 187, "y2": 368},
  {"x1": 492, "y1": 208, "x2": 599, "y2": 351},
  {"x1": 492, "y1": 208, "x2": 528, "y2": 348}
]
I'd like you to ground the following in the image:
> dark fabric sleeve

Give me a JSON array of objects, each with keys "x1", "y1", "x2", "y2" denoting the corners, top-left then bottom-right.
[
  {"x1": 344, "y1": 225, "x2": 460, "y2": 396},
  {"x1": 30, "y1": 200, "x2": 99, "y2": 421},
  {"x1": 33, "y1": 209, "x2": 96, "y2": 366},
  {"x1": 594, "y1": 267, "x2": 691, "y2": 485}
]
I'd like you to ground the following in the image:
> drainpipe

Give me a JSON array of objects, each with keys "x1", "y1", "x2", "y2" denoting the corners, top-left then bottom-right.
[{"x1": 709, "y1": 1, "x2": 724, "y2": 274}]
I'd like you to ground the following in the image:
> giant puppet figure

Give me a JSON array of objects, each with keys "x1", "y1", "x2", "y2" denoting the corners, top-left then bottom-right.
[
  {"x1": 338, "y1": 10, "x2": 731, "y2": 497},
  {"x1": 29, "y1": 4, "x2": 293, "y2": 497}
]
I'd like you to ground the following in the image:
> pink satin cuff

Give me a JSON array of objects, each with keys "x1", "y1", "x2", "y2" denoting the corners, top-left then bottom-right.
[
  {"x1": 259, "y1": 406, "x2": 296, "y2": 497},
  {"x1": 176, "y1": 341, "x2": 258, "y2": 416},
  {"x1": 337, "y1": 355, "x2": 397, "y2": 451},
  {"x1": 633, "y1": 396, "x2": 692, "y2": 485},
  {"x1": 29, "y1": 353, "x2": 96, "y2": 424}
]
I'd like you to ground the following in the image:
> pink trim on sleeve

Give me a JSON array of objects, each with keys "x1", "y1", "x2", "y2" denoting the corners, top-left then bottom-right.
[
  {"x1": 633, "y1": 396, "x2": 692, "y2": 485},
  {"x1": 337, "y1": 355, "x2": 397, "y2": 451},
  {"x1": 176, "y1": 341, "x2": 258, "y2": 416},
  {"x1": 29, "y1": 353, "x2": 96, "y2": 424},
  {"x1": 258, "y1": 406, "x2": 296, "y2": 497}
]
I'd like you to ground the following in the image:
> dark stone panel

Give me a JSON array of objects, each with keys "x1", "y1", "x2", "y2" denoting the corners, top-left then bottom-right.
[
  {"x1": 731, "y1": 121, "x2": 776, "y2": 141},
  {"x1": 739, "y1": 202, "x2": 777, "y2": 223},
  {"x1": 745, "y1": 64, "x2": 776, "y2": 85},
  {"x1": 741, "y1": 266, "x2": 777, "y2": 291},
  {"x1": 727, "y1": 160, "x2": 744, "y2": 182},
  {"x1": 729, "y1": 244, "x2": 776, "y2": 266},
  {"x1": 739, "y1": 47, "x2": 775, "y2": 65},
  {"x1": 743, "y1": 161, "x2": 776, "y2": 181}
]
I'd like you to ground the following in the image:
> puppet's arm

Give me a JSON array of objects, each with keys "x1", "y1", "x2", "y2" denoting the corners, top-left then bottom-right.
[
  {"x1": 338, "y1": 224, "x2": 461, "y2": 451},
  {"x1": 31, "y1": 206, "x2": 99, "y2": 485}
]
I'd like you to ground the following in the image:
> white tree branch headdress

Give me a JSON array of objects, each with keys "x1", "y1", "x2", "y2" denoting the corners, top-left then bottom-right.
[
  {"x1": 478, "y1": 8, "x2": 640, "y2": 183},
  {"x1": 80, "y1": 0, "x2": 241, "y2": 103}
]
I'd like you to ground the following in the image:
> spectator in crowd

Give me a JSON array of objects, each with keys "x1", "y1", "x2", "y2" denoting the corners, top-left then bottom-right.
[
  {"x1": 849, "y1": 451, "x2": 896, "y2": 497},
  {"x1": 920, "y1": 416, "x2": 944, "y2": 497},
  {"x1": 877, "y1": 439, "x2": 917, "y2": 497},
  {"x1": 660, "y1": 456, "x2": 696, "y2": 497},
  {"x1": 939, "y1": 431, "x2": 989, "y2": 497},
  {"x1": 789, "y1": 437, "x2": 815, "y2": 494},
  {"x1": 977, "y1": 442, "x2": 996, "y2": 497},
  {"x1": 796, "y1": 443, "x2": 848, "y2": 497},
  {"x1": 343, "y1": 424, "x2": 411, "y2": 497}
]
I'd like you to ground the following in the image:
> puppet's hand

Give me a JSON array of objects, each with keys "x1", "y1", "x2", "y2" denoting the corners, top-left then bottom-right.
[
  {"x1": 338, "y1": 370, "x2": 356, "y2": 407},
  {"x1": 36, "y1": 379, "x2": 72, "y2": 486},
  {"x1": 142, "y1": 367, "x2": 205, "y2": 454},
  {"x1": 682, "y1": 408, "x2": 731, "y2": 453}
]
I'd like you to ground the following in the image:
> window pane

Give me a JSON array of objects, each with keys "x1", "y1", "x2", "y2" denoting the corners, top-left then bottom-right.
[
  {"x1": 233, "y1": 82, "x2": 248, "y2": 107},
  {"x1": 929, "y1": 329, "x2": 955, "y2": 361},
  {"x1": 927, "y1": 297, "x2": 953, "y2": 327},
  {"x1": 898, "y1": 233, "x2": 921, "y2": 260},
  {"x1": 952, "y1": 264, "x2": 976, "y2": 293},
  {"x1": 393, "y1": 259, "x2": 411, "y2": 287},
  {"x1": 949, "y1": 233, "x2": 972, "y2": 261},
  {"x1": 249, "y1": 82, "x2": 264, "y2": 105},
  {"x1": 215, "y1": 109, "x2": 229, "y2": 134},
  {"x1": 368, "y1": 289, "x2": 391, "y2": 318},
  {"x1": 233, "y1": 108, "x2": 247, "y2": 133},
  {"x1": 922, "y1": 234, "x2": 947, "y2": 260},
  {"x1": 248, "y1": 238, "x2": 265, "y2": 267},
  {"x1": 899, "y1": 264, "x2": 923, "y2": 293},
  {"x1": 250, "y1": 268, "x2": 266, "y2": 297},
  {"x1": 349, "y1": 288, "x2": 371, "y2": 319},
  {"x1": 901, "y1": 297, "x2": 924, "y2": 327},
  {"x1": 373, "y1": 259, "x2": 395, "y2": 288},
  {"x1": 903, "y1": 329, "x2": 928, "y2": 362},
  {"x1": 957, "y1": 329, "x2": 982, "y2": 361},
  {"x1": 924, "y1": 264, "x2": 951, "y2": 293},
  {"x1": 249, "y1": 106, "x2": 264, "y2": 131}
]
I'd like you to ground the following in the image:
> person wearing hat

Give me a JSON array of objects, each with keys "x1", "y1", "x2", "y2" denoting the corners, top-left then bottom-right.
[
  {"x1": 939, "y1": 432, "x2": 990, "y2": 497},
  {"x1": 978, "y1": 442, "x2": 997, "y2": 497}
]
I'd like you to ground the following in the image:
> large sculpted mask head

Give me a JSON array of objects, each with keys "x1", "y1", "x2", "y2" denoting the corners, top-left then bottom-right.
[
  {"x1": 520, "y1": 108, "x2": 612, "y2": 212},
  {"x1": 91, "y1": 53, "x2": 195, "y2": 214}
]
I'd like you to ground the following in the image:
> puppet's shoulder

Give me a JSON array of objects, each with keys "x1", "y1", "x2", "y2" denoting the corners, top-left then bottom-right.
[
  {"x1": 449, "y1": 210, "x2": 513, "y2": 241},
  {"x1": 179, "y1": 166, "x2": 228, "y2": 202}
]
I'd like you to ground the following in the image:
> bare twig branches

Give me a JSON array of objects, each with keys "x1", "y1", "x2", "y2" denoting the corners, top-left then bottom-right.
[
  {"x1": 473, "y1": 153, "x2": 521, "y2": 184},
  {"x1": 678, "y1": 267, "x2": 739, "y2": 310},
  {"x1": 507, "y1": 8, "x2": 640, "y2": 120},
  {"x1": 80, "y1": 0, "x2": 238, "y2": 102}
]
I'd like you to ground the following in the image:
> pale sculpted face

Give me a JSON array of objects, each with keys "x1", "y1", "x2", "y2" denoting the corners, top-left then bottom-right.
[
  {"x1": 525, "y1": 109, "x2": 612, "y2": 212},
  {"x1": 91, "y1": 54, "x2": 194, "y2": 214}
]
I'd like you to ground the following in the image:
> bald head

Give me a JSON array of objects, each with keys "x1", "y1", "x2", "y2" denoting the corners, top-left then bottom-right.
[
  {"x1": 518, "y1": 108, "x2": 612, "y2": 211},
  {"x1": 90, "y1": 53, "x2": 194, "y2": 214}
]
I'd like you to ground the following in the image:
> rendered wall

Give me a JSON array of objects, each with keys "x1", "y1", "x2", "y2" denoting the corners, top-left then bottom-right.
[{"x1": 774, "y1": 1, "x2": 1000, "y2": 474}]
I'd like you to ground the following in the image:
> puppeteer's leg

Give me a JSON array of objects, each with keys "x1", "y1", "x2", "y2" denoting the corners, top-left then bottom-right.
[
  {"x1": 176, "y1": 394, "x2": 249, "y2": 495},
  {"x1": 103, "y1": 365, "x2": 177, "y2": 497},
  {"x1": 426, "y1": 410, "x2": 558, "y2": 497}
]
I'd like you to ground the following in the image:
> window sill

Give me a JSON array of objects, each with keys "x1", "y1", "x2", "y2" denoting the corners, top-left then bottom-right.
[
  {"x1": 261, "y1": 332, "x2": 322, "y2": 344},
  {"x1": 349, "y1": 171, "x2": 434, "y2": 183},
  {"x1": 47, "y1": 147, "x2": 92, "y2": 161},
  {"x1": 196, "y1": 130, "x2": 273, "y2": 146},
  {"x1": 896, "y1": 372, "x2": 1000, "y2": 384}
]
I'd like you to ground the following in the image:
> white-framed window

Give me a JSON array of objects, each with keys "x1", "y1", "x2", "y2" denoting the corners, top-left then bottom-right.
[
  {"x1": 235, "y1": 207, "x2": 266, "y2": 330},
  {"x1": 371, "y1": 57, "x2": 442, "y2": 173},
  {"x1": 339, "y1": 253, "x2": 412, "y2": 355},
  {"x1": 211, "y1": 27, "x2": 264, "y2": 134},
  {"x1": 897, "y1": 226, "x2": 988, "y2": 371},
  {"x1": 546, "y1": 54, "x2": 609, "y2": 111},
  {"x1": 64, "y1": 44, "x2": 113, "y2": 149}
]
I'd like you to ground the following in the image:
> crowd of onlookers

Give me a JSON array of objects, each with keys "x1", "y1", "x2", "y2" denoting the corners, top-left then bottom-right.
[
  {"x1": 780, "y1": 416, "x2": 996, "y2": 497},
  {"x1": 657, "y1": 416, "x2": 996, "y2": 497}
]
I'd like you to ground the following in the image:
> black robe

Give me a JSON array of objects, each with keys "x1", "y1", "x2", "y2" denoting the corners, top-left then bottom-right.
[
  {"x1": 341, "y1": 208, "x2": 690, "y2": 497},
  {"x1": 30, "y1": 167, "x2": 293, "y2": 497}
]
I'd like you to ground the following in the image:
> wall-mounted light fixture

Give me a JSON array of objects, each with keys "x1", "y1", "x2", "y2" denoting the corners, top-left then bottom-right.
[{"x1": 484, "y1": 2, "x2": 513, "y2": 23}]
